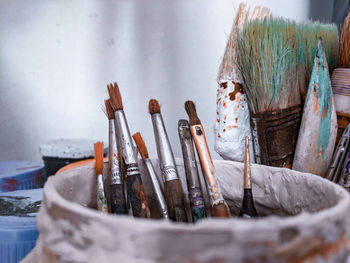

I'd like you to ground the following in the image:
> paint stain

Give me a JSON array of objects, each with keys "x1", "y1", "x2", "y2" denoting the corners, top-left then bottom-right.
[
  {"x1": 229, "y1": 82, "x2": 243, "y2": 101},
  {"x1": 220, "y1": 82, "x2": 228, "y2": 89},
  {"x1": 235, "y1": 117, "x2": 238, "y2": 123},
  {"x1": 217, "y1": 133, "x2": 221, "y2": 138},
  {"x1": 223, "y1": 102, "x2": 227, "y2": 108}
]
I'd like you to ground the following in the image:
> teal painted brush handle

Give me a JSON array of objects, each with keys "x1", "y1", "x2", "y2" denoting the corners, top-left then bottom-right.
[
  {"x1": 191, "y1": 206, "x2": 206, "y2": 223},
  {"x1": 189, "y1": 187, "x2": 206, "y2": 223}
]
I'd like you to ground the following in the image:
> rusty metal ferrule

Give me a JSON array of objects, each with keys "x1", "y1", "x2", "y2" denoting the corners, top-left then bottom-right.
[
  {"x1": 190, "y1": 124, "x2": 225, "y2": 205},
  {"x1": 109, "y1": 120, "x2": 123, "y2": 185},
  {"x1": 144, "y1": 158, "x2": 169, "y2": 219},
  {"x1": 244, "y1": 137, "x2": 252, "y2": 189},
  {"x1": 178, "y1": 119, "x2": 202, "y2": 190},
  {"x1": 151, "y1": 113, "x2": 179, "y2": 182},
  {"x1": 114, "y1": 110, "x2": 140, "y2": 177}
]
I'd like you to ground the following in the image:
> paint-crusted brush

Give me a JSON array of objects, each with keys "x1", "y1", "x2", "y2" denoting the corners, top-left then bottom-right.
[
  {"x1": 94, "y1": 142, "x2": 108, "y2": 213},
  {"x1": 149, "y1": 99, "x2": 188, "y2": 222},
  {"x1": 178, "y1": 119, "x2": 207, "y2": 223},
  {"x1": 132, "y1": 132, "x2": 169, "y2": 220},
  {"x1": 108, "y1": 82, "x2": 150, "y2": 218},
  {"x1": 185, "y1": 101, "x2": 230, "y2": 218},
  {"x1": 104, "y1": 99, "x2": 128, "y2": 214}
]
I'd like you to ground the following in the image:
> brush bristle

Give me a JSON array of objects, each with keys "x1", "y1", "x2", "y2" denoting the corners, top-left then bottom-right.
[
  {"x1": 104, "y1": 99, "x2": 115, "y2": 120},
  {"x1": 338, "y1": 10, "x2": 350, "y2": 68},
  {"x1": 184, "y1": 101, "x2": 201, "y2": 125},
  {"x1": 132, "y1": 132, "x2": 149, "y2": 159},
  {"x1": 107, "y1": 82, "x2": 123, "y2": 111},
  {"x1": 94, "y1": 142, "x2": 104, "y2": 175},
  {"x1": 148, "y1": 99, "x2": 161, "y2": 115}
]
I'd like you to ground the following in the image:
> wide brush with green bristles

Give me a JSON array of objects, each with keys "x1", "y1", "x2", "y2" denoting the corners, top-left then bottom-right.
[{"x1": 237, "y1": 18, "x2": 338, "y2": 114}]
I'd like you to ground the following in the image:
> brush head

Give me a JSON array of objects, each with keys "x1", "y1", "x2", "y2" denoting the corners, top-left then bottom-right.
[
  {"x1": 94, "y1": 142, "x2": 104, "y2": 175},
  {"x1": 338, "y1": 10, "x2": 350, "y2": 68},
  {"x1": 104, "y1": 99, "x2": 115, "y2": 120},
  {"x1": 148, "y1": 99, "x2": 161, "y2": 115},
  {"x1": 132, "y1": 132, "x2": 149, "y2": 159},
  {"x1": 107, "y1": 82, "x2": 123, "y2": 111},
  {"x1": 185, "y1": 101, "x2": 201, "y2": 126}
]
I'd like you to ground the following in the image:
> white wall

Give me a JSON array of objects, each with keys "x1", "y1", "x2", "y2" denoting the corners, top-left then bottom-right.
[{"x1": 0, "y1": 0, "x2": 334, "y2": 161}]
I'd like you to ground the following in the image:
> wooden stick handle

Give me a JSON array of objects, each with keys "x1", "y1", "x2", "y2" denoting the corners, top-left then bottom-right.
[
  {"x1": 126, "y1": 173, "x2": 150, "y2": 218},
  {"x1": 110, "y1": 183, "x2": 128, "y2": 214},
  {"x1": 164, "y1": 179, "x2": 188, "y2": 222}
]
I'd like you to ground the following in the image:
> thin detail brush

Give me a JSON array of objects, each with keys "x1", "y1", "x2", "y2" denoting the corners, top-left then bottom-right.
[
  {"x1": 94, "y1": 142, "x2": 108, "y2": 213},
  {"x1": 148, "y1": 99, "x2": 188, "y2": 222},
  {"x1": 132, "y1": 132, "x2": 169, "y2": 220},
  {"x1": 104, "y1": 99, "x2": 128, "y2": 214},
  {"x1": 108, "y1": 82, "x2": 150, "y2": 218},
  {"x1": 185, "y1": 101, "x2": 230, "y2": 218}
]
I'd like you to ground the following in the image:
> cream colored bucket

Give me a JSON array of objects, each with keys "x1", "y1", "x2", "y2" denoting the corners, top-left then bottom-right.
[{"x1": 23, "y1": 159, "x2": 350, "y2": 263}]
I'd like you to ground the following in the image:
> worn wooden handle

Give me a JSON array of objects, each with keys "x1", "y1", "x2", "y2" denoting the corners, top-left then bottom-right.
[
  {"x1": 126, "y1": 174, "x2": 150, "y2": 218},
  {"x1": 110, "y1": 183, "x2": 128, "y2": 215},
  {"x1": 191, "y1": 207, "x2": 207, "y2": 223},
  {"x1": 164, "y1": 179, "x2": 187, "y2": 222},
  {"x1": 211, "y1": 202, "x2": 230, "y2": 218}
]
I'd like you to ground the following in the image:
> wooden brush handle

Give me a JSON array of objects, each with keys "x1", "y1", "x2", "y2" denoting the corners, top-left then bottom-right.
[
  {"x1": 110, "y1": 183, "x2": 128, "y2": 214},
  {"x1": 211, "y1": 202, "x2": 230, "y2": 218},
  {"x1": 191, "y1": 206, "x2": 206, "y2": 223},
  {"x1": 164, "y1": 179, "x2": 187, "y2": 222},
  {"x1": 126, "y1": 173, "x2": 150, "y2": 218}
]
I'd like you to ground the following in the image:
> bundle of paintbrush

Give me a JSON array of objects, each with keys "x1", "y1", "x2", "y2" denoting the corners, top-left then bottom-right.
[
  {"x1": 236, "y1": 17, "x2": 339, "y2": 169},
  {"x1": 331, "y1": 10, "x2": 350, "y2": 146}
]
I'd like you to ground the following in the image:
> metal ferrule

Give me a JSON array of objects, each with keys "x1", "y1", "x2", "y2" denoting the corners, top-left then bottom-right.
[
  {"x1": 190, "y1": 124, "x2": 225, "y2": 205},
  {"x1": 97, "y1": 174, "x2": 108, "y2": 213},
  {"x1": 178, "y1": 119, "x2": 201, "y2": 189},
  {"x1": 244, "y1": 137, "x2": 252, "y2": 189},
  {"x1": 109, "y1": 120, "x2": 123, "y2": 185},
  {"x1": 327, "y1": 124, "x2": 350, "y2": 182},
  {"x1": 151, "y1": 113, "x2": 179, "y2": 182},
  {"x1": 114, "y1": 110, "x2": 140, "y2": 177},
  {"x1": 144, "y1": 158, "x2": 169, "y2": 219}
]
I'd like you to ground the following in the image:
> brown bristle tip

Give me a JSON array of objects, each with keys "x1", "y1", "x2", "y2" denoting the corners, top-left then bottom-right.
[
  {"x1": 132, "y1": 132, "x2": 149, "y2": 159},
  {"x1": 94, "y1": 142, "x2": 104, "y2": 174},
  {"x1": 104, "y1": 99, "x2": 115, "y2": 120},
  {"x1": 148, "y1": 99, "x2": 161, "y2": 115},
  {"x1": 184, "y1": 100, "x2": 201, "y2": 125},
  {"x1": 107, "y1": 82, "x2": 123, "y2": 111}
]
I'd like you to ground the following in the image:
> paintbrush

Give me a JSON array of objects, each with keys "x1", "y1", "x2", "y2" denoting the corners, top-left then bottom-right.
[
  {"x1": 148, "y1": 99, "x2": 188, "y2": 222},
  {"x1": 94, "y1": 142, "x2": 108, "y2": 213},
  {"x1": 132, "y1": 132, "x2": 169, "y2": 220},
  {"x1": 178, "y1": 119, "x2": 207, "y2": 223},
  {"x1": 293, "y1": 39, "x2": 337, "y2": 177},
  {"x1": 108, "y1": 82, "x2": 150, "y2": 218},
  {"x1": 326, "y1": 124, "x2": 350, "y2": 182},
  {"x1": 104, "y1": 99, "x2": 128, "y2": 214},
  {"x1": 185, "y1": 101, "x2": 230, "y2": 218}
]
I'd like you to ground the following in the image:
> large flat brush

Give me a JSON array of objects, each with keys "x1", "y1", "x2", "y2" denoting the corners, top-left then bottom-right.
[
  {"x1": 185, "y1": 101, "x2": 230, "y2": 218},
  {"x1": 148, "y1": 99, "x2": 188, "y2": 222},
  {"x1": 108, "y1": 82, "x2": 150, "y2": 218},
  {"x1": 104, "y1": 99, "x2": 128, "y2": 214},
  {"x1": 133, "y1": 132, "x2": 169, "y2": 220}
]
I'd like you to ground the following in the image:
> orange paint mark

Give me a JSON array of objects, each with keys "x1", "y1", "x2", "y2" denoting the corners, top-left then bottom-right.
[
  {"x1": 224, "y1": 115, "x2": 227, "y2": 121},
  {"x1": 217, "y1": 133, "x2": 221, "y2": 138},
  {"x1": 235, "y1": 117, "x2": 238, "y2": 123},
  {"x1": 314, "y1": 99, "x2": 319, "y2": 111},
  {"x1": 322, "y1": 108, "x2": 327, "y2": 118},
  {"x1": 227, "y1": 125, "x2": 238, "y2": 130},
  {"x1": 223, "y1": 102, "x2": 227, "y2": 108},
  {"x1": 216, "y1": 119, "x2": 220, "y2": 123}
]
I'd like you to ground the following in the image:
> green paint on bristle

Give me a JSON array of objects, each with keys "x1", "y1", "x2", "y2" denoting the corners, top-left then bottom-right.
[
  {"x1": 238, "y1": 18, "x2": 298, "y2": 113},
  {"x1": 237, "y1": 18, "x2": 339, "y2": 113}
]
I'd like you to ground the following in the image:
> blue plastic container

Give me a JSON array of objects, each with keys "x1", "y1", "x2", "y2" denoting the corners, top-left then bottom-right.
[
  {"x1": 0, "y1": 162, "x2": 44, "y2": 193},
  {"x1": 0, "y1": 188, "x2": 42, "y2": 263}
]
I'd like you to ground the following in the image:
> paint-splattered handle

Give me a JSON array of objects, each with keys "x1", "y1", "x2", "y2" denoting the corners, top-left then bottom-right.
[
  {"x1": 191, "y1": 206, "x2": 206, "y2": 223},
  {"x1": 97, "y1": 174, "x2": 108, "y2": 213},
  {"x1": 164, "y1": 179, "x2": 188, "y2": 222},
  {"x1": 126, "y1": 173, "x2": 150, "y2": 218},
  {"x1": 211, "y1": 201, "x2": 230, "y2": 218},
  {"x1": 110, "y1": 183, "x2": 128, "y2": 215}
]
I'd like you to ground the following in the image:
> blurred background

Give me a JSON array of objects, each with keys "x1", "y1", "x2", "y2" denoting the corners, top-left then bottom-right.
[{"x1": 0, "y1": 0, "x2": 340, "y2": 161}]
